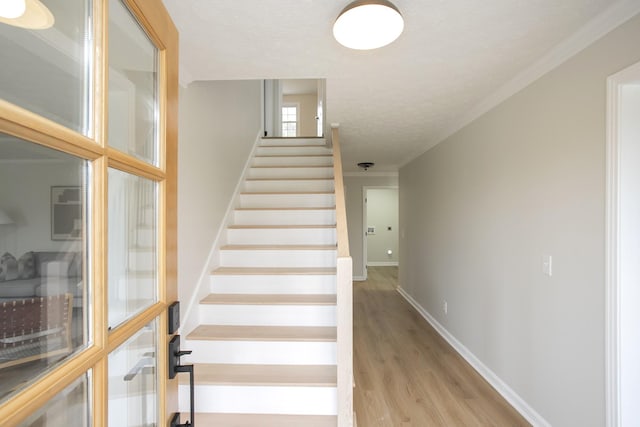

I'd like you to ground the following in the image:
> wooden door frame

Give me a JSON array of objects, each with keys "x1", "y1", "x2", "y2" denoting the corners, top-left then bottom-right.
[{"x1": 0, "y1": 0, "x2": 178, "y2": 425}]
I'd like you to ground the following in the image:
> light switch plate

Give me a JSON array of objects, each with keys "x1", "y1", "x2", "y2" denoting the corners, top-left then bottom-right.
[{"x1": 542, "y1": 255, "x2": 553, "y2": 276}]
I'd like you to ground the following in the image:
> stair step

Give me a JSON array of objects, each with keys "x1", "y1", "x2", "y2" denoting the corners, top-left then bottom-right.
[
  {"x1": 227, "y1": 226, "x2": 336, "y2": 245},
  {"x1": 198, "y1": 293, "x2": 337, "y2": 326},
  {"x1": 239, "y1": 192, "x2": 335, "y2": 208},
  {"x1": 253, "y1": 157, "x2": 333, "y2": 167},
  {"x1": 256, "y1": 146, "x2": 331, "y2": 156},
  {"x1": 228, "y1": 224, "x2": 335, "y2": 229},
  {"x1": 180, "y1": 385, "x2": 337, "y2": 415},
  {"x1": 184, "y1": 413, "x2": 336, "y2": 426},
  {"x1": 187, "y1": 325, "x2": 336, "y2": 342},
  {"x1": 209, "y1": 273, "x2": 336, "y2": 295},
  {"x1": 247, "y1": 166, "x2": 333, "y2": 179},
  {"x1": 221, "y1": 244, "x2": 336, "y2": 250},
  {"x1": 212, "y1": 267, "x2": 336, "y2": 275},
  {"x1": 244, "y1": 178, "x2": 334, "y2": 192},
  {"x1": 219, "y1": 244, "x2": 337, "y2": 268},
  {"x1": 233, "y1": 207, "x2": 336, "y2": 226},
  {"x1": 260, "y1": 137, "x2": 327, "y2": 147},
  {"x1": 255, "y1": 154, "x2": 333, "y2": 158},
  {"x1": 182, "y1": 364, "x2": 336, "y2": 387},
  {"x1": 183, "y1": 340, "x2": 336, "y2": 365},
  {"x1": 201, "y1": 294, "x2": 336, "y2": 305}
]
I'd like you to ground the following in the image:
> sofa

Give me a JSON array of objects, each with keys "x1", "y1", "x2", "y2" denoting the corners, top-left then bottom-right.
[{"x1": 0, "y1": 251, "x2": 82, "y2": 302}]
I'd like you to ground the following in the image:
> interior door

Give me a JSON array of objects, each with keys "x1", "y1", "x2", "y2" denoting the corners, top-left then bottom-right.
[{"x1": 0, "y1": 0, "x2": 178, "y2": 425}]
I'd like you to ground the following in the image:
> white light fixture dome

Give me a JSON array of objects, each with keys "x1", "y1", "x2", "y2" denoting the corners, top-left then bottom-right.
[
  {"x1": 333, "y1": 0, "x2": 404, "y2": 50},
  {"x1": 0, "y1": 0, "x2": 54, "y2": 29},
  {"x1": 0, "y1": 0, "x2": 26, "y2": 19}
]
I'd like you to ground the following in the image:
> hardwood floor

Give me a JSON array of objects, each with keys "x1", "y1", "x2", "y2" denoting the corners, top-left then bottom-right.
[{"x1": 354, "y1": 267, "x2": 530, "y2": 426}]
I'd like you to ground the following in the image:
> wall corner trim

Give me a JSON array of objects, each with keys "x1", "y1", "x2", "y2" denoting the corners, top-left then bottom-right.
[{"x1": 396, "y1": 286, "x2": 552, "y2": 427}]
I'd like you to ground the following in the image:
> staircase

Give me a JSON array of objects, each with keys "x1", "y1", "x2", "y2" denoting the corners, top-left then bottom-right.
[{"x1": 180, "y1": 137, "x2": 340, "y2": 425}]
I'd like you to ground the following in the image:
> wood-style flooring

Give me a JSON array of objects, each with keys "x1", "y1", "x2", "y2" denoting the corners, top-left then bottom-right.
[{"x1": 354, "y1": 267, "x2": 530, "y2": 426}]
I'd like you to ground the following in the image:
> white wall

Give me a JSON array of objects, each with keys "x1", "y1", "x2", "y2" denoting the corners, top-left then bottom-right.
[
  {"x1": 0, "y1": 160, "x2": 84, "y2": 257},
  {"x1": 344, "y1": 174, "x2": 398, "y2": 279},
  {"x1": 178, "y1": 80, "x2": 261, "y2": 327},
  {"x1": 399, "y1": 14, "x2": 640, "y2": 426},
  {"x1": 366, "y1": 188, "x2": 398, "y2": 265}
]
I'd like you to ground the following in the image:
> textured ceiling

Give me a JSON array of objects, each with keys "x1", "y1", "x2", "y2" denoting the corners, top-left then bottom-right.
[{"x1": 161, "y1": 0, "x2": 631, "y2": 172}]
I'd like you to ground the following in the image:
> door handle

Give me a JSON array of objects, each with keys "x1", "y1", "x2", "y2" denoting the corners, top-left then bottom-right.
[
  {"x1": 123, "y1": 352, "x2": 155, "y2": 381},
  {"x1": 169, "y1": 335, "x2": 194, "y2": 427}
]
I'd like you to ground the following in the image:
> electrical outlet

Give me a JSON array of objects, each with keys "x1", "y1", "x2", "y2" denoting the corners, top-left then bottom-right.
[{"x1": 443, "y1": 300, "x2": 448, "y2": 315}]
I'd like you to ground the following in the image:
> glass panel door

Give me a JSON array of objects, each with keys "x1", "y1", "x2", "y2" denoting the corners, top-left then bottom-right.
[
  {"x1": 0, "y1": 0, "x2": 177, "y2": 424},
  {"x1": 107, "y1": 168, "x2": 157, "y2": 329},
  {"x1": 108, "y1": 319, "x2": 157, "y2": 426}
]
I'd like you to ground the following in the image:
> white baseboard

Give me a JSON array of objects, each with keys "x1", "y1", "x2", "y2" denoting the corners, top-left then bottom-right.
[
  {"x1": 353, "y1": 276, "x2": 366, "y2": 282},
  {"x1": 396, "y1": 287, "x2": 551, "y2": 427},
  {"x1": 366, "y1": 262, "x2": 399, "y2": 267}
]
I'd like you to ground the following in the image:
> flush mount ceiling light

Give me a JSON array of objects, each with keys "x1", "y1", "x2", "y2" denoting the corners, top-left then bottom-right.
[
  {"x1": 0, "y1": 0, "x2": 54, "y2": 29},
  {"x1": 0, "y1": 0, "x2": 26, "y2": 19},
  {"x1": 333, "y1": 0, "x2": 404, "y2": 50},
  {"x1": 357, "y1": 162, "x2": 375, "y2": 171}
]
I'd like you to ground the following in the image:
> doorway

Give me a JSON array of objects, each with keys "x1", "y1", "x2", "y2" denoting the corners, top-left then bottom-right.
[
  {"x1": 363, "y1": 187, "x2": 399, "y2": 280},
  {"x1": 606, "y1": 60, "x2": 640, "y2": 426}
]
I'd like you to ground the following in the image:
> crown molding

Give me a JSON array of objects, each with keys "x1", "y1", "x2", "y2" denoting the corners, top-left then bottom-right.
[{"x1": 401, "y1": 0, "x2": 640, "y2": 168}]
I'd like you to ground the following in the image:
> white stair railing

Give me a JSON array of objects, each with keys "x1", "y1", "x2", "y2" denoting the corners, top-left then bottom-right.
[{"x1": 332, "y1": 125, "x2": 354, "y2": 427}]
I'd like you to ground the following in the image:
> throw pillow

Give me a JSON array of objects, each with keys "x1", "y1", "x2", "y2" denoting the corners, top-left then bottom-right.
[
  {"x1": 0, "y1": 252, "x2": 18, "y2": 281},
  {"x1": 18, "y1": 251, "x2": 37, "y2": 279}
]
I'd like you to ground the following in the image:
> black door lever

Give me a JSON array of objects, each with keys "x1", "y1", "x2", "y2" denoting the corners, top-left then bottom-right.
[{"x1": 169, "y1": 335, "x2": 194, "y2": 427}]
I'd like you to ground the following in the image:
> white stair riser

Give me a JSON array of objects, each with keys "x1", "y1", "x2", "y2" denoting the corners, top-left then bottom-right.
[
  {"x1": 260, "y1": 138, "x2": 326, "y2": 147},
  {"x1": 128, "y1": 250, "x2": 155, "y2": 272},
  {"x1": 199, "y1": 304, "x2": 337, "y2": 327},
  {"x1": 248, "y1": 167, "x2": 334, "y2": 180},
  {"x1": 244, "y1": 180, "x2": 334, "y2": 193},
  {"x1": 179, "y1": 385, "x2": 337, "y2": 415},
  {"x1": 136, "y1": 228, "x2": 155, "y2": 248},
  {"x1": 234, "y1": 209, "x2": 336, "y2": 225},
  {"x1": 256, "y1": 146, "x2": 331, "y2": 156},
  {"x1": 227, "y1": 228, "x2": 336, "y2": 245},
  {"x1": 210, "y1": 274, "x2": 337, "y2": 295},
  {"x1": 253, "y1": 156, "x2": 333, "y2": 167},
  {"x1": 240, "y1": 193, "x2": 335, "y2": 208},
  {"x1": 183, "y1": 341, "x2": 336, "y2": 365},
  {"x1": 220, "y1": 249, "x2": 337, "y2": 268}
]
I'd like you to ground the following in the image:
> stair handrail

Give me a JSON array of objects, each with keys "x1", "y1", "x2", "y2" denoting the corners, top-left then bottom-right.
[{"x1": 331, "y1": 125, "x2": 354, "y2": 427}]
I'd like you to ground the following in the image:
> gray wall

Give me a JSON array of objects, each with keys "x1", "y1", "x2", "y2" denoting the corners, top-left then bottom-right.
[
  {"x1": 399, "y1": 14, "x2": 640, "y2": 426},
  {"x1": 344, "y1": 174, "x2": 398, "y2": 279},
  {"x1": 178, "y1": 80, "x2": 262, "y2": 326}
]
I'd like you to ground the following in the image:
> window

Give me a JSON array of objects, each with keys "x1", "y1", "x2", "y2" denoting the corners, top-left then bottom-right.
[{"x1": 282, "y1": 105, "x2": 298, "y2": 137}]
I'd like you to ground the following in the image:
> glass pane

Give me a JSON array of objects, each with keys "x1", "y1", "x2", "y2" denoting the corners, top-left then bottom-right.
[
  {"x1": 108, "y1": 0, "x2": 159, "y2": 165},
  {"x1": 0, "y1": 135, "x2": 90, "y2": 402},
  {"x1": 0, "y1": 0, "x2": 92, "y2": 135},
  {"x1": 108, "y1": 168, "x2": 157, "y2": 329},
  {"x1": 109, "y1": 320, "x2": 157, "y2": 427},
  {"x1": 18, "y1": 371, "x2": 91, "y2": 427}
]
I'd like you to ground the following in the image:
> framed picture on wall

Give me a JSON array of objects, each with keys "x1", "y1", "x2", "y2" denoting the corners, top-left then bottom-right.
[{"x1": 51, "y1": 186, "x2": 82, "y2": 241}]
